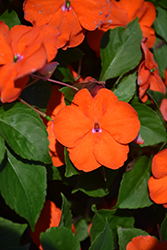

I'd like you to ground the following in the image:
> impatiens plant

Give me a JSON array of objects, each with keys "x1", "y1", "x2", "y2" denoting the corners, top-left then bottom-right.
[{"x1": 0, "y1": 0, "x2": 167, "y2": 250}]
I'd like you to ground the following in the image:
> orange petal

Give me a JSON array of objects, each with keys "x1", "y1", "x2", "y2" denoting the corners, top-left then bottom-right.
[
  {"x1": 151, "y1": 149, "x2": 167, "y2": 178},
  {"x1": 30, "y1": 200, "x2": 62, "y2": 249},
  {"x1": 99, "y1": 101, "x2": 140, "y2": 144},
  {"x1": 0, "y1": 22, "x2": 13, "y2": 64},
  {"x1": 93, "y1": 130, "x2": 129, "y2": 169},
  {"x1": 160, "y1": 99, "x2": 167, "y2": 122},
  {"x1": 138, "y1": 2, "x2": 156, "y2": 28},
  {"x1": 53, "y1": 105, "x2": 93, "y2": 148},
  {"x1": 141, "y1": 26, "x2": 156, "y2": 48},
  {"x1": 23, "y1": 0, "x2": 63, "y2": 26},
  {"x1": 73, "y1": 0, "x2": 111, "y2": 30},
  {"x1": 126, "y1": 235, "x2": 158, "y2": 250},
  {"x1": 68, "y1": 131, "x2": 101, "y2": 172},
  {"x1": 148, "y1": 175, "x2": 167, "y2": 204},
  {"x1": 149, "y1": 71, "x2": 166, "y2": 95}
]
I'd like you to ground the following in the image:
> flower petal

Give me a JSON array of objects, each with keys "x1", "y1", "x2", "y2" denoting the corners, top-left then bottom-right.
[
  {"x1": 126, "y1": 235, "x2": 158, "y2": 250},
  {"x1": 0, "y1": 22, "x2": 13, "y2": 64},
  {"x1": 100, "y1": 101, "x2": 140, "y2": 144},
  {"x1": 151, "y1": 149, "x2": 167, "y2": 179},
  {"x1": 68, "y1": 131, "x2": 101, "y2": 172},
  {"x1": 160, "y1": 99, "x2": 167, "y2": 122},
  {"x1": 53, "y1": 105, "x2": 93, "y2": 148},
  {"x1": 148, "y1": 175, "x2": 167, "y2": 204},
  {"x1": 93, "y1": 130, "x2": 129, "y2": 169}
]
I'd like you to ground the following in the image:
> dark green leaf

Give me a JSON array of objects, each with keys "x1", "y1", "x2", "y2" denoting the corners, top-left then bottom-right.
[
  {"x1": 117, "y1": 227, "x2": 148, "y2": 250},
  {"x1": 100, "y1": 18, "x2": 142, "y2": 81},
  {"x1": 90, "y1": 209, "x2": 134, "y2": 245},
  {"x1": 64, "y1": 148, "x2": 78, "y2": 177},
  {"x1": 160, "y1": 215, "x2": 167, "y2": 241},
  {"x1": 0, "y1": 149, "x2": 47, "y2": 230},
  {"x1": 46, "y1": 164, "x2": 62, "y2": 181},
  {"x1": 59, "y1": 87, "x2": 75, "y2": 106},
  {"x1": 0, "y1": 10, "x2": 20, "y2": 29},
  {"x1": 0, "y1": 136, "x2": 5, "y2": 164},
  {"x1": 153, "y1": 7, "x2": 167, "y2": 42},
  {"x1": 75, "y1": 219, "x2": 88, "y2": 242},
  {"x1": 89, "y1": 220, "x2": 113, "y2": 250},
  {"x1": 116, "y1": 156, "x2": 153, "y2": 209},
  {"x1": 0, "y1": 102, "x2": 51, "y2": 163},
  {"x1": 0, "y1": 217, "x2": 27, "y2": 250},
  {"x1": 20, "y1": 80, "x2": 52, "y2": 112},
  {"x1": 153, "y1": 37, "x2": 167, "y2": 77},
  {"x1": 59, "y1": 193, "x2": 72, "y2": 230},
  {"x1": 72, "y1": 168, "x2": 109, "y2": 197},
  {"x1": 40, "y1": 227, "x2": 80, "y2": 250},
  {"x1": 113, "y1": 72, "x2": 136, "y2": 102},
  {"x1": 132, "y1": 103, "x2": 167, "y2": 146}
]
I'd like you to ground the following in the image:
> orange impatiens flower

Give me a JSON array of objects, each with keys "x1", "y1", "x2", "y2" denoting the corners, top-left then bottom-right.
[
  {"x1": 0, "y1": 21, "x2": 59, "y2": 103},
  {"x1": 31, "y1": 200, "x2": 62, "y2": 250},
  {"x1": 137, "y1": 38, "x2": 166, "y2": 102},
  {"x1": 53, "y1": 88, "x2": 140, "y2": 172},
  {"x1": 160, "y1": 99, "x2": 167, "y2": 122},
  {"x1": 87, "y1": 0, "x2": 156, "y2": 54},
  {"x1": 45, "y1": 85, "x2": 65, "y2": 167},
  {"x1": 148, "y1": 148, "x2": 167, "y2": 208},
  {"x1": 126, "y1": 235, "x2": 167, "y2": 250},
  {"x1": 23, "y1": 0, "x2": 111, "y2": 49}
]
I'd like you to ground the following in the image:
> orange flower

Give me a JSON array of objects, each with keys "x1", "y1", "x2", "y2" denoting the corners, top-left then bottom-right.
[
  {"x1": 148, "y1": 148, "x2": 167, "y2": 208},
  {"x1": 137, "y1": 38, "x2": 166, "y2": 102},
  {"x1": 31, "y1": 200, "x2": 62, "y2": 250},
  {"x1": 31, "y1": 200, "x2": 76, "y2": 250},
  {"x1": 53, "y1": 88, "x2": 140, "y2": 172},
  {"x1": 160, "y1": 99, "x2": 167, "y2": 122},
  {"x1": 0, "y1": 21, "x2": 59, "y2": 103},
  {"x1": 46, "y1": 85, "x2": 65, "y2": 167},
  {"x1": 87, "y1": 0, "x2": 156, "y2": 54},
  {"x1": 126, "y1": 235, "x2": 167, "y2": 250},
  {"x1": 23, "y1": 0, "x2": 111, "y2": 49}
]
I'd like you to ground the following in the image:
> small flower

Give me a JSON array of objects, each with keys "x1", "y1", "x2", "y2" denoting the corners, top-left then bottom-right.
[
  {"x1": 87, "y1": 0, "x2": 156, "y2": 54},
  {"x1": 148, "y1": 148, "x2": 167, "y2": 208},
  {"x1": 53, "y1": 88, "x2": 140, "y2": 172},
  {"x1": 0, "y1": 22, "x2": 59, "y2": 103},
  {"x1": 30, "y1": 200, "x2": 62, "y2": 250},
  {"x1": 23, "y1": 0, "x2": 111, "y2": 49},
  {"x1": 126, "y1": 235, "x2": 167, "y2": 250},
  {"x1": 137, "y1": 38, "x2": 166, "y2": 102}
]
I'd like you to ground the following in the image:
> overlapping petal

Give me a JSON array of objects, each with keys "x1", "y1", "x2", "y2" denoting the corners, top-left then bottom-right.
[
  {"x1": 68, "y1": 132, "x2": 101, "y2": 172},
  {"x1": 100, "y1": 101, "x2": 140, "y2": 144},
  {"x1": 93, "y1": 130, "x2": 129, "y2": 169},
  {"x1": 148, "y1": 176, "x2": 167, "y2": 204},
  {"x1": 151, "y1": 149, "x2": 167, "y2": 179},
  {"x1": 54, "y1": 105, "x2": 93, "y2": 148},
  {"x1": 126, "y1": 235, "x2": 158, "y2": 250}
]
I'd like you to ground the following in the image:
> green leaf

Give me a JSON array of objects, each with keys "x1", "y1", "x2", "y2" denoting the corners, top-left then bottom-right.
[
  {"x1": 0, "y1": 149, "x2": 47, "y2": 230},
  {"x1": 0, "y1": 217, "x2": 27, "y2": 250},
  {"x1": 59, "y1": 193, "x2": 72, "y2": 230},
  {"x1": 40, "y1": 227, "x2": 80, "y2": 250},
  {"x1": 75, "y1": 219, "x2": 88, "y2": 242},
  {"x1": 132, "y1": 103, "x2": 167, "y2": 146},
  {"x1": 160, "y1": 215, "x2": 167, "y2": 241},
  {"x1": 0, "y1": 10, "x2": 20, "y2": 29},
  {"x1": 0, "y1": 136, "x2": 5, "y2": 164},
  {"x1": 46, "y1": 164, "x2": 62, "y2": 181},
  {"x1": 89, "y1": 220, "x2": 113, "y2": 250},
  {"x1": 153, "y1": 7, "x2": 167, "y2": 42},
  {"x1": 0, "y1": 102, "x2": 51, "y2": 163},
  {"x1": 20, "y1": 80, "x2": 52, "y2": 112},
  {"x1": 59, "y1": 87, "x2": 75, "y2": 106},
  {"x1": 153, "y1": 37, "x2": 167, "y2": 77},
  {"x1": 117, "y1": 227, "x2": 149, "y2": 250},
  {"x1": 64, "y1": 148, "x2": 78, "y2": 177},
  {"x1": 113, "y1": 72, "x2": 137, "y2": 102},
  {"x1": 116, "y1": 156, "x2": 153, "y2": 209},
  {"x1": 90, "y1": 209, "x2": 134, "y2": 245},
  {"x1": 72, "y1": 168, "x2": 109, "y2": 197},
  {"x1": 100, "y1": 18, "x2": 142, "y2": 81}
]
